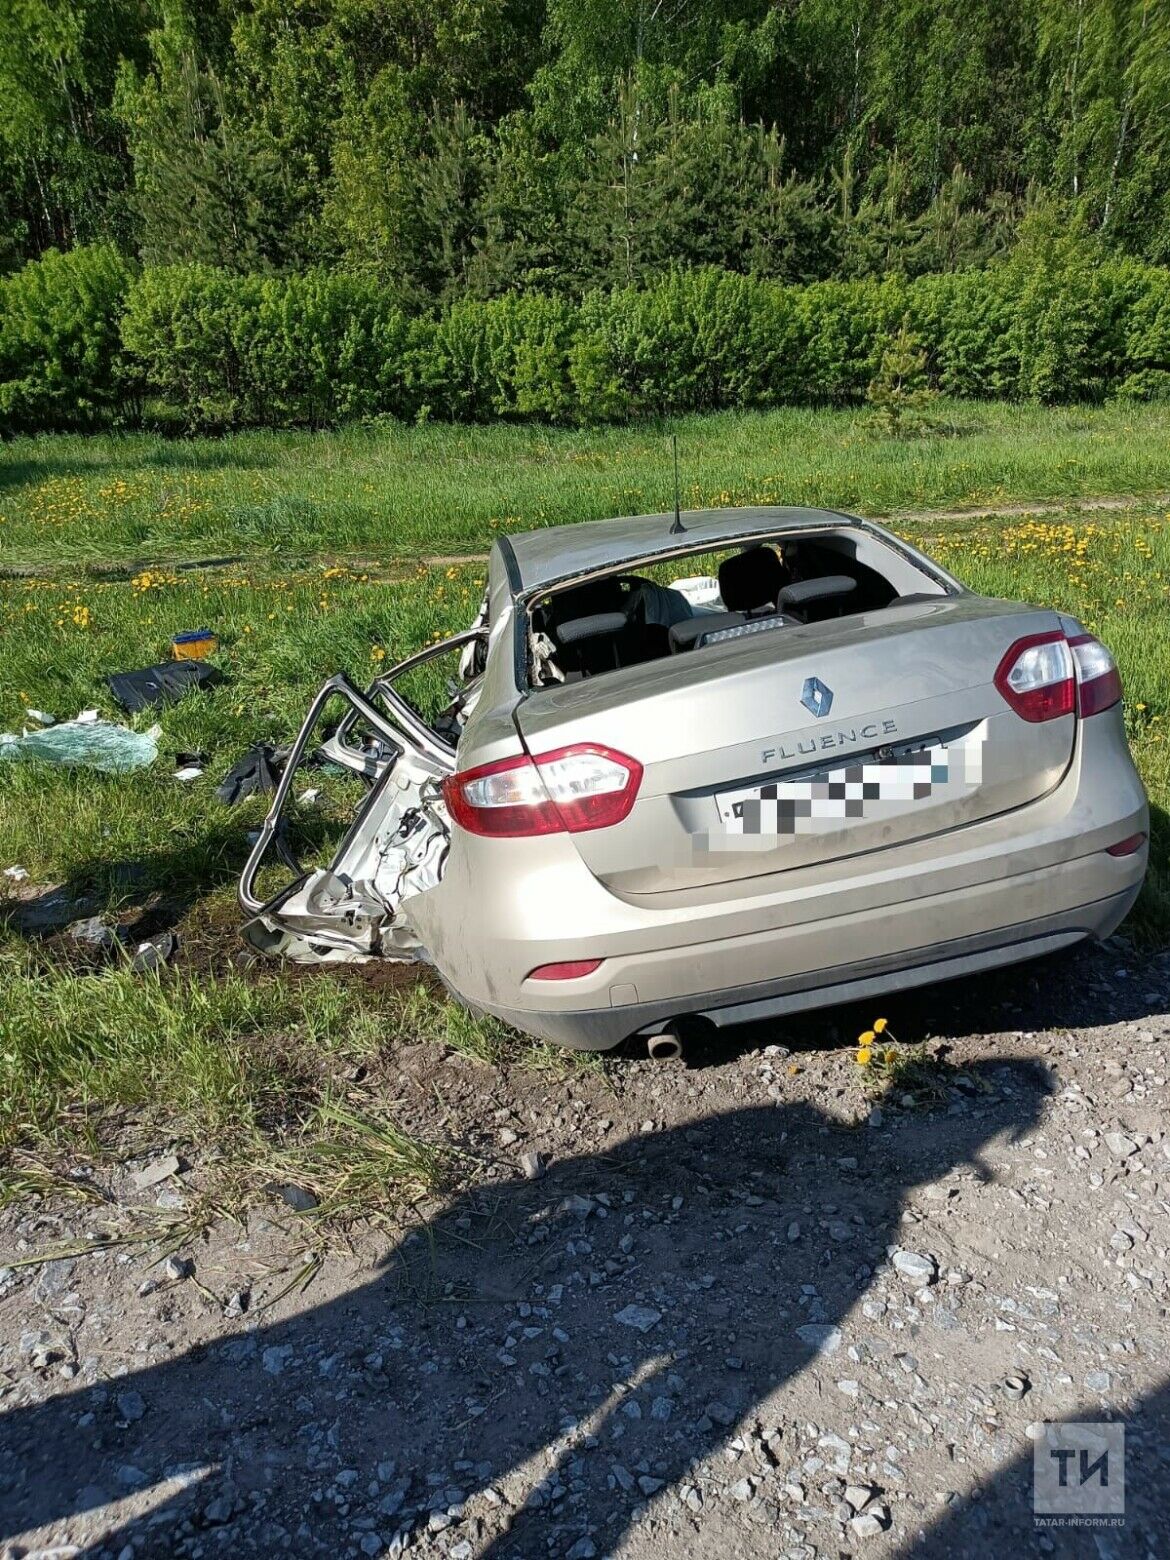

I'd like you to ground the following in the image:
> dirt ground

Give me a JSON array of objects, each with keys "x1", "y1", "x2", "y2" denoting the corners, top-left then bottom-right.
[{"x1": 2, "y1": 939, "x2": 1169, "y2": 1560}]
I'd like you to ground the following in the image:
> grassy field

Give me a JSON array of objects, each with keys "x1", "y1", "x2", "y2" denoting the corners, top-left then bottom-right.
[
  {"x1": 3, "y1": 400, "x2": 1170, "y2": 567},
  {"x1": 2, "y1": 403, "x2": 1168, "y2": 1226}
]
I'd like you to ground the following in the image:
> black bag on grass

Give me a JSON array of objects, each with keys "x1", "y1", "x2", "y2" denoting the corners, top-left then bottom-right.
[
  {"x1": 106, "y1": 661, "x2": 224, "y2": 714},
  {"x1": 215, "y1": 743, "x2": 290, "y2": 806}
]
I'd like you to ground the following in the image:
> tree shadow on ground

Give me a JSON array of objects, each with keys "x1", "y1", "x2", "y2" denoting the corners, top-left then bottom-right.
[
  {"x1": 0, "y1": 795, "x2": 362, "y2": 954},
  {"x1": 902, "y1": 1383, "x2": 1169, "y2": 1557},
  {"x1": 3, "y1": 1057, "x2": 1125, "y2": 1560},
  {"x1": 0, "y1": 821, "x2": 255, "y2": 950},
  {"x1": 667, "y1": 936, "x2": 1170, "y2": 1073},
  {"x1": 0, "y1": 441, "x2": 277, "y2": 496}
]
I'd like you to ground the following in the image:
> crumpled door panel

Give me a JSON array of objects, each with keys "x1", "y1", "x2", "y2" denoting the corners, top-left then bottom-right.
[{"x1": 239, "y1": 673, "x2": 457, "y2": 964}]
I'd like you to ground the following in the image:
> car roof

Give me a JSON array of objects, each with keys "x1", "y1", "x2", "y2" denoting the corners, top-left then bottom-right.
[{"x1": 499, "y1": 506, "x2": 860, "y2": 595}]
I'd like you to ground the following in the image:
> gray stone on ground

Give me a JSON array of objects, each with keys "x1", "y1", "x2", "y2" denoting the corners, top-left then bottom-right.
[
  {"x1": 614, "y1": 1304, "x2": 661, "y2": 1333},
  {"x1": 892, "y1": 1249, "x2": 937, "y2": 1285}
]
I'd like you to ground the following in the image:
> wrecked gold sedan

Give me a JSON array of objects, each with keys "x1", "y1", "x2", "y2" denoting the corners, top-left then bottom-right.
[{"x1": 240, "y1": 507, "x2": 1147, "y2": 1050}]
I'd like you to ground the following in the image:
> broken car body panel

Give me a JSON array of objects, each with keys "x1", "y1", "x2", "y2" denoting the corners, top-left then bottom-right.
[
  {"x1": 239, "y1": 507, "x2": 1148, "y2": 1046},
  {"x1": 240, "y1": 663, "x2": 460, "y2": 964}
]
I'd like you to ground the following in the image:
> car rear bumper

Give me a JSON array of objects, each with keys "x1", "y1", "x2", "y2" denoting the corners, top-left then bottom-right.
[
  {"x1": 407, "y1": 709, "x2": 1148, "y2": 1049},
  {"x1": 447, "y1": 883, "x2": 1139, "y2": 1049}
]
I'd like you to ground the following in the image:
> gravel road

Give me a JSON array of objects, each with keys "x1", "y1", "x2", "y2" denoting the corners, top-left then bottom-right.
[{"x1": 2, "y1": 941, "x2": 1169, "y2": 1559}]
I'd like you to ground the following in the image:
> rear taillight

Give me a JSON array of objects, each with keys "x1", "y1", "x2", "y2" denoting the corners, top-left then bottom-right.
[
  {"x1": 527, "y1": 958, "x2": 604, "y2": 980},
  {"x1": 1106, "y1": 832, "x2": 1146, "y2": 857},
  {"x1": 442, "y1": 744, "x2": 642, "y2": 838},
  {"x1": 994, "y1": 632, "x2": 1075, "y2": 723},
  {"x1": 1068, "y1": 633, "x2": 1123, "y2": 717}
]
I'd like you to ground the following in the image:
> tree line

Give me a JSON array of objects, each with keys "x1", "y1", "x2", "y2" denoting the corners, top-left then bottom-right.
[
  {"x1": 4, "y1": 239, "x2": 1169, "y2": 431},
  {"x1": 3, "y1": 0, "x2": 1170, "y2": 300}
]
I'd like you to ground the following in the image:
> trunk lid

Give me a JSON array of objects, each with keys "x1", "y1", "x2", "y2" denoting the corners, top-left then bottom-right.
[{"x1": 514, "y1": 597, "x2": 1074, "y2": 896}]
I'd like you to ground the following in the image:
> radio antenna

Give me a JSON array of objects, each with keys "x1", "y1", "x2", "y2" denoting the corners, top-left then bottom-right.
[{"x1": 669, "y1": 434, "x2": 686, "y2": 533}]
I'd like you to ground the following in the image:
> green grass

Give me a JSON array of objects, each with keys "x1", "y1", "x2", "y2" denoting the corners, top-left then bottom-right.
[
  {"x1": 0, "y1": 406, "x2": 1167, "y2": 1225},
  {"x1": 3, "y1": 400, "x2": 1170, "y2": 568},
  {"x1": 0, "y1": 945, "x2": 449, "y2": 1221}
]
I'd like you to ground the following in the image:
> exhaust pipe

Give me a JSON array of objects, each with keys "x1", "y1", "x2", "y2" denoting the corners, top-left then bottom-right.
[{"x1": 647, "y1": 1026, "x2": 684, "y2": 1062}]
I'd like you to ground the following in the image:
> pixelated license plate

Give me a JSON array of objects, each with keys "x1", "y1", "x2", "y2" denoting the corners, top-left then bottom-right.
[{"x1": 717, "y1": 731, "x2": 983, "y2": 837}]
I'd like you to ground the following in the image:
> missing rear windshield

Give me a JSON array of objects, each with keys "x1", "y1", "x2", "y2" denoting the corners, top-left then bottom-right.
[{"x1": 526, "y1": 528, "x2": 948, "y2": 688}]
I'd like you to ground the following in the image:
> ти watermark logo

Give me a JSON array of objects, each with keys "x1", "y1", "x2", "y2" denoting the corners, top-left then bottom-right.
[{"x1": 1033, "y1": 1422, "x2": 1125, "y2": 1527}]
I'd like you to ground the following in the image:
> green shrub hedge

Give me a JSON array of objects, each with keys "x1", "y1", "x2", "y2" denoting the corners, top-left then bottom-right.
[
  {"x1": 0, "y1": 245, "x2": 137, "y2": 429},
  {"x1": 119, "y1": 266, "x2": 424, "y2": 427},
  {"x1": 5, "y1": 245, "x2": 1170, "y2": 432}
]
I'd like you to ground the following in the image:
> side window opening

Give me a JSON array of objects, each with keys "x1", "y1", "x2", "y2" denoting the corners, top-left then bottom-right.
[{"x1": 341, "y1": 626, "x2": 488, "y2": 761}]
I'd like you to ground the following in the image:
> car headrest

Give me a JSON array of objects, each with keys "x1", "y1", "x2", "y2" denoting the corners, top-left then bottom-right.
[
  {"x1": 554, "y1": 611, "x2": 629, "y2": 646},
  {"x1": 718, "y1": 546, "x2": 785, "y2": 613},
  {"x1": 777, "y1": 575, "x2": 857, "y2": 612}
]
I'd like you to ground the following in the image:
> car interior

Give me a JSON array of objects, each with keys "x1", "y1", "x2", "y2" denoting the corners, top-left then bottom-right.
[{"x1": 529, "y1": 536, "x2": 914, "y2": 682}]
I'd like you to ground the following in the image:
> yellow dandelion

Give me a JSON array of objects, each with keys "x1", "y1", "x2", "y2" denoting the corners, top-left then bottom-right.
[{"x1": 856, "y1": 1047, "x2": 873, "y2": 1066}]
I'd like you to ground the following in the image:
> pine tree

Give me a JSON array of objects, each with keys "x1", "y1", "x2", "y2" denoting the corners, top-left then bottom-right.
[
  {"x1": 865, "y1": 318, "x2": 939, "y2": 435},
  {"x1": 116, "y1": 48, "x2": 312, "y2": 271}
]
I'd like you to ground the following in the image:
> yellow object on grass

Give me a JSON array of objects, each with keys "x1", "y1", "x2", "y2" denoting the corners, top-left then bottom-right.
[{"x1": 172, "y1": 629, "x2": 218, "y2": 661}]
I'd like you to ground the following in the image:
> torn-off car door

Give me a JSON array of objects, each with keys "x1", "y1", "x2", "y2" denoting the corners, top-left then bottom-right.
[{"x1": 239, "y1": 630, "x2": 481, "y2": 964}]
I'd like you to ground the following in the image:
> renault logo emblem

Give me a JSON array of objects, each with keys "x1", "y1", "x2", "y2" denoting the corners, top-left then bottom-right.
[{"x1": 801, "y1": 676, "x2": 833, "y2": 718}]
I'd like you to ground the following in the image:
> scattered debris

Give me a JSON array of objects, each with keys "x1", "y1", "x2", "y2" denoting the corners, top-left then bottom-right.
[
  {"x1": 25, "y1": 708, "x2": 55, "y2": 726},
  {"x1": 171, "y1": 629, "x2": 218, "y2": 661},
  {"x1": 0, "y1": 717, "x2": 161, "y2": 773},
  {"x1": 64, "y1": 918, "x2": 176, "y2": 972},
  {"x1": 8, "y1": 886, "x2": 97, "y2": 935},
  {"x1": 274, "y1": 1184, "x2": 319, "y2": 1213},
  {"x1": 130, "y1": 931, "x2": 176, "y2": 973},
  {"x1": 106, "y1": 660, "x2": 223, "y2": 715},
  {"x1": 216, "y1": 743, "x2": 290, "y2": 806},
  {"x1": 519, "y1": 1150, "x2": 544, "y2": 1181},
  {"x1": 131, "y1": 1154, "x2": 182, "y2": 1191},
  {"x1": 3, "y1": 864, "x2": 29, "y2": 881},
  {"x1": 173, "y1": 749, "x2": 209, "y2": 782},
  {"x1": 68, "y1": 916, "x2": 122, "y2": 953}
]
